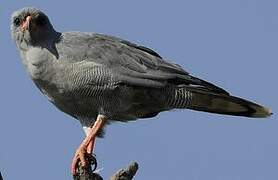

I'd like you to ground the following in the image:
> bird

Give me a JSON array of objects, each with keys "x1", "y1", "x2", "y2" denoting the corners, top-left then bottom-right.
[{"x1": 11, "y1": 7, "x2": 272, "y2": 175}]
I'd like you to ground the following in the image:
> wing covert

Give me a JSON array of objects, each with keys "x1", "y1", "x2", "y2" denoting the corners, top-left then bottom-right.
[{"x1": 58, "y1": 32, "x2": 229, "y2": 94}]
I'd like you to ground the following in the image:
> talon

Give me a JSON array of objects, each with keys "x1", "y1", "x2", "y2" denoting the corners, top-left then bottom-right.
[
  {"x1": 71, "y1": 145, "x2": 88, "y2": 175},
  {"x1": 71, "y1": 152, "x2": 98, "y2": 175},
  {"x1": 71, "y1": 145, "x2": 98, "y2": 175},
  {"x1": 88, "y1": 153, "x2": 98, "y2": 172}
]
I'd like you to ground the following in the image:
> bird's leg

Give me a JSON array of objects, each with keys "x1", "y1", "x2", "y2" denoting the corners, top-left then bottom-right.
[
  {"x1": 86, "y1": 137, "x2": 95, "y2": 154},
  {"x1": 71, "y1": 115, "x2": 107, "y2": 175}
]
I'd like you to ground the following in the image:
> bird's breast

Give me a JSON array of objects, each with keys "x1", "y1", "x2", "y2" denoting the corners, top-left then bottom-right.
[
  {"x1": 24, "y1": 47, "x2": 56, "y2": 81},
  {"x1": 23, "y1": 48, "x2": 70, "y2": 110}
]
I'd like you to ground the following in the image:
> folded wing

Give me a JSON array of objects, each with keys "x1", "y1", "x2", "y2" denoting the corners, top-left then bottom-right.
[{"x1": 59, "y1": 33, "x2": 229, "y2": 95}]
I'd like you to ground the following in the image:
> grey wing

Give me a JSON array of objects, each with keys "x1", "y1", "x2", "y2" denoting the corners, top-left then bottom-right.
[{"x1": 58, "y1": 32, "x2": 229, "y2": 95}]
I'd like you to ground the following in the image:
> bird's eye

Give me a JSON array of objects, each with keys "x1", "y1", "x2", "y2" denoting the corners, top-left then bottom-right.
[{"x1": 13, "y1": 17, "x2": 21, "y2": 26}]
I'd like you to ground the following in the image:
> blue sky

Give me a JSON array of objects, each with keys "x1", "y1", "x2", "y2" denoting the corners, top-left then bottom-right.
[{"x1": 0, "y1": 0, "x2": 277, "y2": 179}]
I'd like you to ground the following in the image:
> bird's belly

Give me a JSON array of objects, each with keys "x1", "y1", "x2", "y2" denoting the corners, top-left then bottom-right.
[
  {"x1": 34, "y1": 81, "x2": 114, "y2": 120},
  {"x1": 62, "y1": 86, "x2": 136, "y2": 121},
  {"x1": 34, "y1": 79, "x2": 163, "y2": 122}
]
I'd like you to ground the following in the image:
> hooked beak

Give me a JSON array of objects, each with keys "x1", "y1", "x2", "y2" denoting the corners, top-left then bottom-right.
[{"x1": 21, "y1": 16, "x2": 32, "y2": 31}]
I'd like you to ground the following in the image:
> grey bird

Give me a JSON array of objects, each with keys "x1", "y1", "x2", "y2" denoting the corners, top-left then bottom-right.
[{"x1": 11, "y1": 7, "x2": 272, "y2": 174}]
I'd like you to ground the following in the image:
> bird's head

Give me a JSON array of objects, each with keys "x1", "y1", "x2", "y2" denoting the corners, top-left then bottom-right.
[{"x1": 11, "y1": 7, "x2": 59, "y2": 50}]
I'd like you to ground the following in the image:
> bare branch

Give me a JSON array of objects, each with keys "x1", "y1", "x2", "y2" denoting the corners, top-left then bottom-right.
[
  {"x1": 73, "y1": 157, "x2": 139, "y2": 180},
  {"x1": 110, "y1": 162, "x2": 138, "y2": 180}
]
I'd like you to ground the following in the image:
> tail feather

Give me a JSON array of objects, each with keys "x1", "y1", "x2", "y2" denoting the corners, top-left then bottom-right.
[{"x1": 167, "y1": 86, "x2": 272, "y2": 118}]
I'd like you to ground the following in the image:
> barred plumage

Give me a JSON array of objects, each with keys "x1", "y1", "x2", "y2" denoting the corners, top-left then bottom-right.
[{"x1": 163, "y1": 86, "x2": 192, "y2": 109}]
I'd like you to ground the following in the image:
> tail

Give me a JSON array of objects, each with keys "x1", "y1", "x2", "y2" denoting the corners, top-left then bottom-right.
[{"x1": 166, "y1": 86, "x2": 272, "y2": 118}]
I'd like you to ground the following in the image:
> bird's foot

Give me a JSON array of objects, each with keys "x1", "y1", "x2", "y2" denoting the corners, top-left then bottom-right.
[
  {"x1": 71, "y1": 115, "x2": 106, "y2": 175},
  {"x1": 71, "y1": 145, "x2": 97, "y2": 175}
]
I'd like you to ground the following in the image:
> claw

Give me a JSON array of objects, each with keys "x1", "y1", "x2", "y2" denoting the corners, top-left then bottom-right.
[
  {"x1": 71, "y1": 144, "x2": 98, "y2": 175},
  {"x1": 87, "y1": 153, "x2": 98, "y2": 172},
  {"x1": 72, "y1": 153, "x2": 98, "y2": 176}
]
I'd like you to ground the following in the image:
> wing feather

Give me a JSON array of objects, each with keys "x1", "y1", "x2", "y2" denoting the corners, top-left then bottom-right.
[{"x1": 57, "y1": 32, "x2": 229, "y2": 94}]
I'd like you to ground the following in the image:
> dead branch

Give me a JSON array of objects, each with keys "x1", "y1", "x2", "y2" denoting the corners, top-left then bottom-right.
[{"x1": 73, "y1": 156, "x2": 138, "y2": 180}]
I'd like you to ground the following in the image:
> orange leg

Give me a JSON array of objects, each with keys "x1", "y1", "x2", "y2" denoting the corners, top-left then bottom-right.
[
  {"x1": 86, "y1": 138, "x2": 95, "y2": 154},
  {"x1": 71, "y1": 115, "x2": 106, "y2": 175}
]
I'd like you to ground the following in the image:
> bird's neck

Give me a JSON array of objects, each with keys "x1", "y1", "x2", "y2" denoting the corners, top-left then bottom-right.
[{"x1": 18, "y1": 30, "x2": 62, "y2": 60}]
